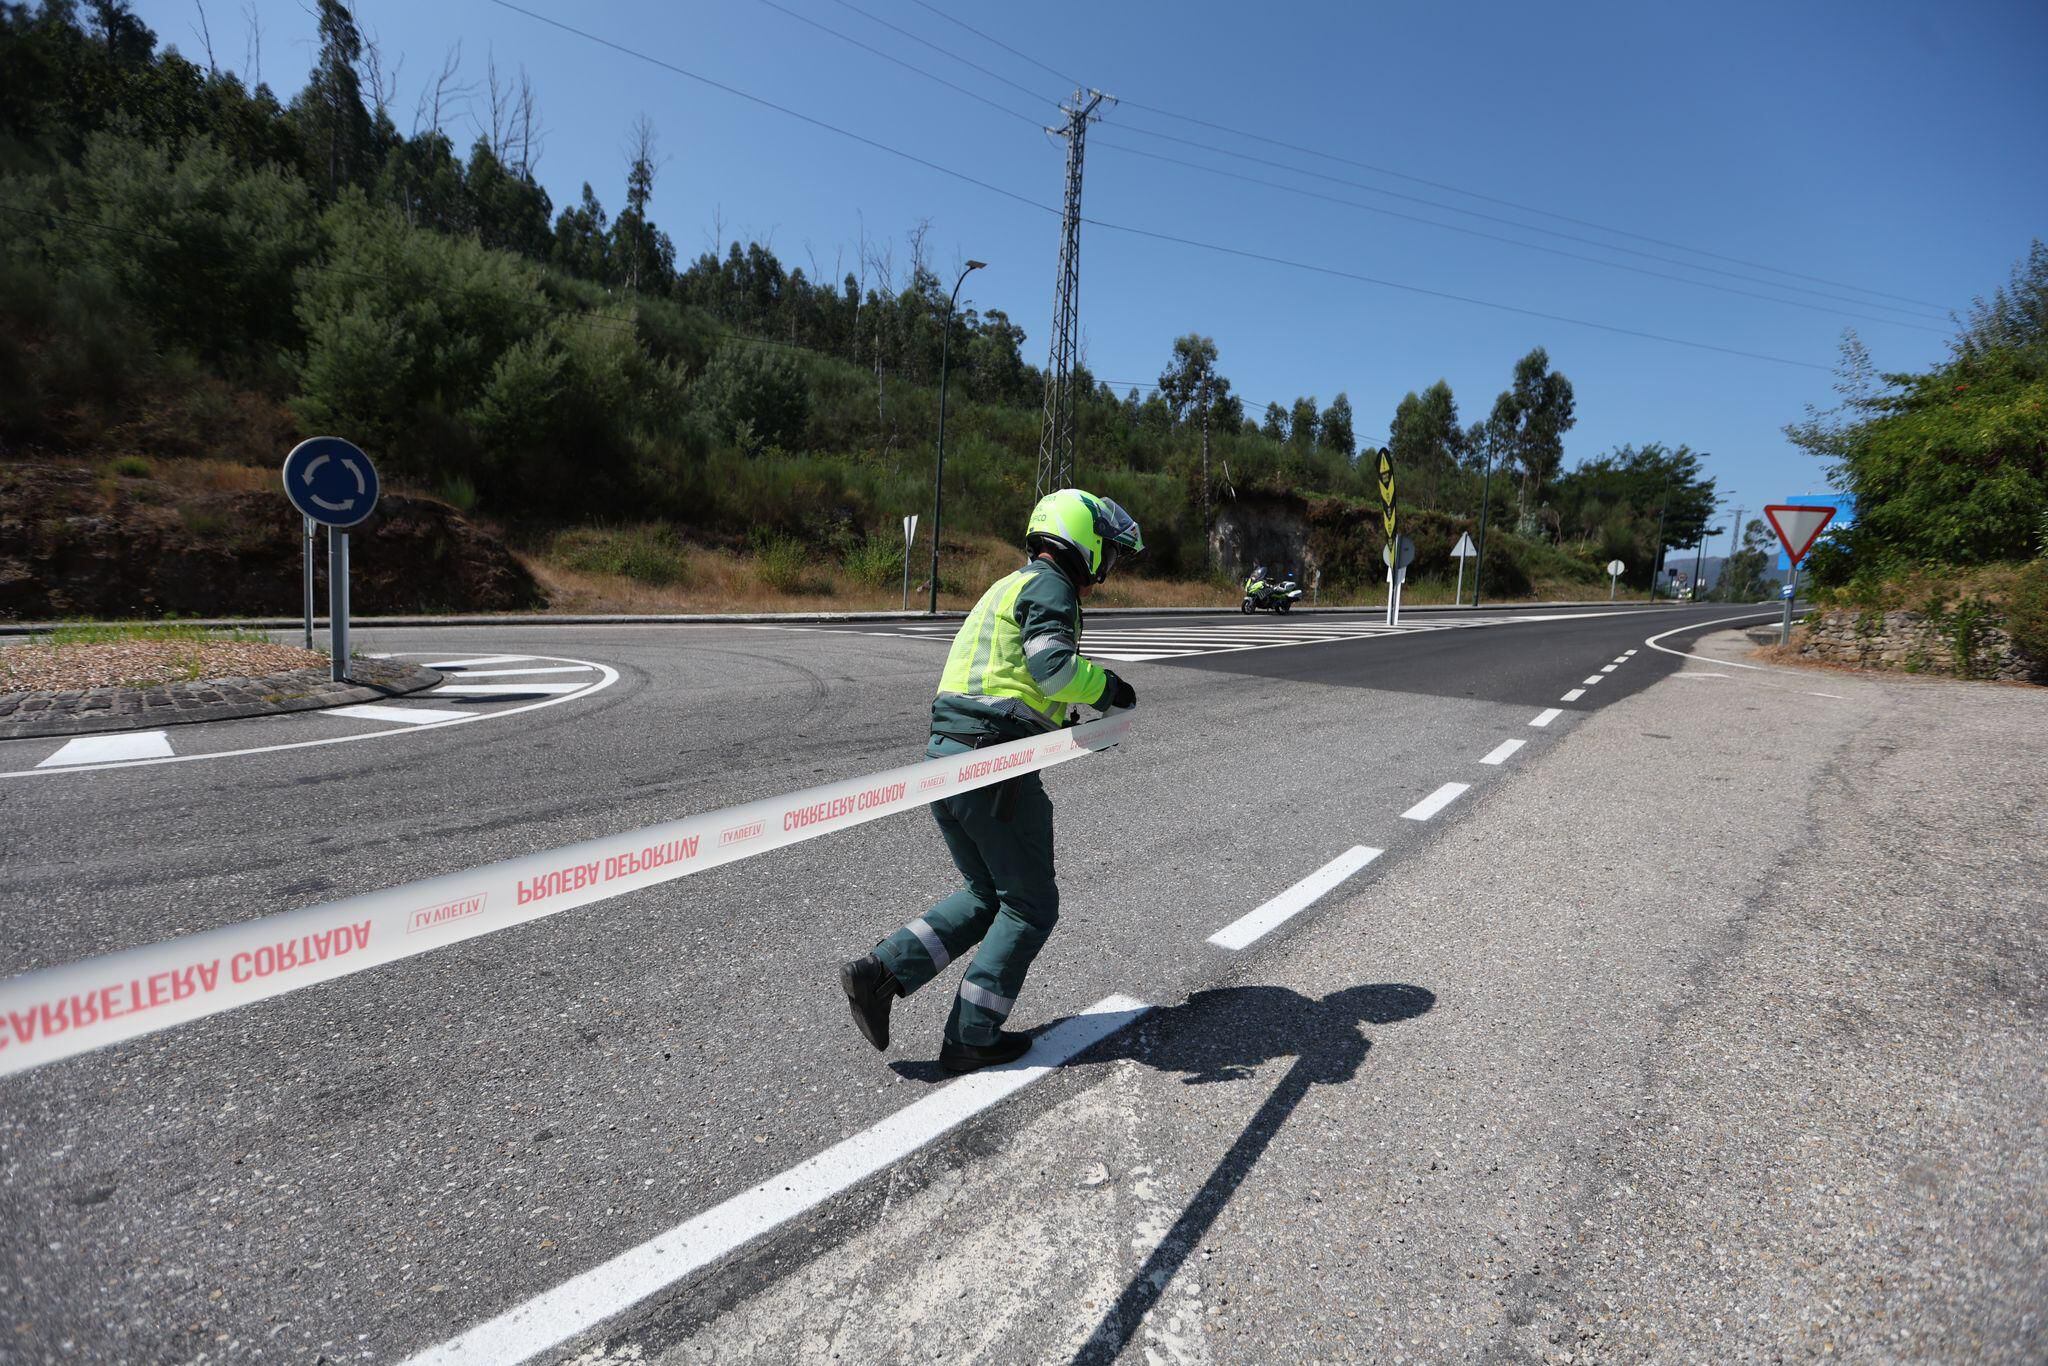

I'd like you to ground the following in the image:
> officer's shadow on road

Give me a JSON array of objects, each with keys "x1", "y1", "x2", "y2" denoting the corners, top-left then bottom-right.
[{"x1": 891, "y1": 980, "x2": 1436, "y2": 1364}]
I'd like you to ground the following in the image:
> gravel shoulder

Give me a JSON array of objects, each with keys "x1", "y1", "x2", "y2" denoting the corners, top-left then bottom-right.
[{"x1": 605, "y1": 631, "x2": 2046, "y2": 1364}]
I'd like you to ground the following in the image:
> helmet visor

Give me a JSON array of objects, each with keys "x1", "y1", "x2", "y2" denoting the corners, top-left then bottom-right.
[{"x1": 1090, "y1": 496, "x2": 1143, "y2": 581}]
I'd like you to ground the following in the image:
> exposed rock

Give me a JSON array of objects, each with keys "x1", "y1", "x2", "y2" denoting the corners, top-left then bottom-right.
[{"x1": 0, "y1": 462, "x2": 546, "y2": 620}]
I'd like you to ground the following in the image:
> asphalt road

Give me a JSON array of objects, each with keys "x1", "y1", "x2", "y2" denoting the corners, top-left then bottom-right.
[{"x1": 1, "y1": 601, "x2": 1808, "y2": 1361}]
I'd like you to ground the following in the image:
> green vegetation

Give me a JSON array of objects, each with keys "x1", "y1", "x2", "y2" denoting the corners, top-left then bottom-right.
[
  {"x1": 4, "y1": 1, "x2": 1735, "y2": 602},
  {"x1": 35, "y1": 619, "x2": 266, "y2": 646}
]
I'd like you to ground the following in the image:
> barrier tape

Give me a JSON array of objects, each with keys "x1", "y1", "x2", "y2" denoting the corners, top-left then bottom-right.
[{"x1": 0, "y1": 711, "x2": 1134, "y2": 1079}]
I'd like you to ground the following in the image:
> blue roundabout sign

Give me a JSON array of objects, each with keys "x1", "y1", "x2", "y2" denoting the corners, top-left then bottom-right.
[{"x1": 283, "y1": 436, "x2": 380, "y2": 528}]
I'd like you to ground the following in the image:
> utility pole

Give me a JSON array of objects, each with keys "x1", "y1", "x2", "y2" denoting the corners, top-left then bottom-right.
[
  {"x1": 1650, "y1": 482, "x2": 1669, "y2": 602},
  {"x1": 928, "y1": 260, "x2": 985, "y2": 614},
  {"x1": 1471, "y1": 439, "x2": 1495, "y2": 606},
  {"x1": 1036, "y1": 88, "x2": 1111, "y2": 498},
  {"x1": 1724, "y1": 505, "x2": 1744, "y2": 600},
  {"x1": 1198, "y1": 372, "x2": 1212, "y2": 570}
]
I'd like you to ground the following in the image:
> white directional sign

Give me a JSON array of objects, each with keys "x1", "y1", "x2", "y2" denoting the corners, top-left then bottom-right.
[
  {"x1": 1606, "y1": 559, "x2": 1625, "y2": 576},
  {"x1": 1451, "y1": 532, "x2": 1477, "y2": 558},
  {"x1": 1763, "y1": 504, "x2": 1836, "y2": 567},
  {"x1": 900, "y1": 514, "x2": 919, "y2": 610}
]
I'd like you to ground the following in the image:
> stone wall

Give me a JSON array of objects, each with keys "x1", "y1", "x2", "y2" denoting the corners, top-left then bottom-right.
[{"x1": 1797, "y1": 607, "x2": 2044, "y2": 683}]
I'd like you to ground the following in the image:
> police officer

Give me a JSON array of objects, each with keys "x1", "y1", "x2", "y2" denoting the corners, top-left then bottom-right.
[{"x1": 839, "y1": 488, "x2": 1143, "y2": 1073}]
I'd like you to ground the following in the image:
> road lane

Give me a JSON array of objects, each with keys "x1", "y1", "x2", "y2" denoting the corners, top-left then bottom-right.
[{"x1": 0, "y1": 603, "x2": 1772, "y2": 1362}]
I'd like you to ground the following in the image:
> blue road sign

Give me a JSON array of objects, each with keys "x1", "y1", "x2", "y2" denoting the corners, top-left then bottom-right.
[
  {"x1": 283, "y1": 437, "x2": 379, "y2": 527},
  {"x1": 1781, "y1": 583, "x2": 1796, "y2": 599}
]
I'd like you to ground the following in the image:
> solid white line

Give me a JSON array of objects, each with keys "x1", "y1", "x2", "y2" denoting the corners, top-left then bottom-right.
[
  {"x1": 1641, "y1": 610, "x2": 1782, "y2": 670},
  {"x1": 1479, "y1": 739, "x2": 1525, "y2": 766},
  {"x1": 36, "y1": 730, "x2": 174, "y2": 768},
  {"x1": 1529, "y1": 708, "x2": 1562, "y2": 728},
  {"x1": 403, "y1": 994, "x2": 1153, "y2": 1366},
  {"x1": 1600, "y1": 664, "x2": 1618, "y2": 673},
  {"x1": 430, "y1": 665, "x2": 595, "y2": 677},
  {"x1": 5, "y1": 658, "x2": 620, "y2": 779},
  {"x1": 1401, "y1": 781, "x2": 1469, "y2": 821},
  {"x1": 1582, "y1": 675, "x2": 1604, "y2": 686},
  {"x1": 320, "y1": 704, "x2": 475, "y2": 726},
  {"x1": 418, "y1": 654, "x2": 536, "y2": 669},
  {"x1": 1084, "y1": 651, "x2": 1194, "y2": 663},
  {"x1": 1560, "y1": 688, "x2": 1585, "y2": 702},
  {"x1": 1208, "y1": 846, "x2": 1382, "y2": 951},
  {"x1": 428, "y1": 682, "x2": 587, "y2": 696},
  {"x1": 1805, "y1": 690, "x2": 1846, "y2": 699}
]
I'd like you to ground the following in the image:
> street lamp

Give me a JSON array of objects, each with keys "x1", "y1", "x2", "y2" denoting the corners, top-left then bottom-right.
[{"x1": 928, "y1": 259, "x2": 985, "y2": 614}]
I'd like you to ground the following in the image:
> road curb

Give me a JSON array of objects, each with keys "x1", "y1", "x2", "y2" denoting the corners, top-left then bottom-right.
[
  {"x1": 0, "y1": 600, "x2": 1692, "y2": 634},
  {"x1": 0, "y1": 660, "x2": 445, "y2": 741}
]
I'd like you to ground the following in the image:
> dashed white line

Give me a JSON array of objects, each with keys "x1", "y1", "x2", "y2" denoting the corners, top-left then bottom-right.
[
  {"x1": 320, "y1": 704, "x2": 474, "y2": 726},
  {"x1": 1600, "y1": 664, "x2": 1618, "y2": 673},
  {"x1": 402, "y1": 995, "x2": 1153, "y2": 1366},
  {"x1": 1623, "y1": 649, "x2": 1637, "y2": 656},
  {"x1": 36, "y1": 730, "x2": 174, "y2": 768},
  {"x1": 1401, "y1": 781, "x2": 1470, "y2": 821},
  {"x1": 1582, "y1": 675, "x2": 1604, "y2": 686},
  {"x1": 1529, "y1": 708, "x2": 1562, "y2": 728},
  {"x1": 1208, "y1": 846, "x2": 1383, "y2": 951},
  {"x1": 1561, "y1": 688, "x2": 1585, "y2": 702},
  {"x1": 1479, "y1": 739, "x2": 1525, "y2": 766}
]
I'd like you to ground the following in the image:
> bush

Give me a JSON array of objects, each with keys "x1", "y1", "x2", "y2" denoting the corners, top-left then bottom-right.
[
  {"x1": 693, "y1": 343, "x2": 811, "y2": 454},
  {"x1": 108, "y1": 454, "x2": 152, "y2": 477},
  {"x1": 549, "y1": 525, "x2": 690, "y2": 586},
  {"x1": 841, "y1": 536, "x2": 904, "y2": 589},
  {"x1": 755, "y1": 534, "x2": 814, "y2": 593},
  {"x1": 2007, "y1": 558, "x2": 2048, "y2": 662}
]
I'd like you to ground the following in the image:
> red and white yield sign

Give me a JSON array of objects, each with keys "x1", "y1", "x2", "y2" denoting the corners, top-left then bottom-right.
[{"x1": 1763, "y1": 504, "x2": 1837, "y2": 567}]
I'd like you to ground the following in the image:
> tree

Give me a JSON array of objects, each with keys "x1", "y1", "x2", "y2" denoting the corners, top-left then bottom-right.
[
  {"x1": 1289, "y1": 395, "x2": 1318, "y2": 449},
  {"x1": 1261, "y1": 401, "x2": 1289, "y2": 442},
  {"x1": 1718, "y1": 519, "x2": 1772, "y2": 599},
  {"x1": 1157, "y1": 333, "x2": 1224, "y2": 424},
  {"x1": 287, "y1": 0, "x2": 374, "y2": 196},
  {"x1": 1551, "y1": 443, "x2": 1720, "y2": 585},
  {"x1": 1320, "y1": 392, "x2": 1355, "y2": 458},
  {"x1": 1388, "y1": 380, "x2": 1462, "y2": 505},
  {"x1": 551, "y1": 182, "x2": 611, "y2": 281},
  {"x1": 611, "y1": 113, "x2": 675, "y2": 293},
  {"x1": 1486, "y1": 347, "x2": 1576, "y2": 531}
]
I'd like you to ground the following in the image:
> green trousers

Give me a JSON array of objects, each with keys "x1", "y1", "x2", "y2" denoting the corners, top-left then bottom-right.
[{"x1": 875, "y1": 734, "x2": 1060, "y2": 1047}]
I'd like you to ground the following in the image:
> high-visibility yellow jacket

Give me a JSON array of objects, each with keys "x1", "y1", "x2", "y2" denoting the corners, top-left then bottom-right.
[{"x1": 932, "y1": 559, "x2": 1109, "y2": 739}]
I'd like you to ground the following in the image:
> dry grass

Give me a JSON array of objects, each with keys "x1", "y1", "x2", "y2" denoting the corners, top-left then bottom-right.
[{"x1": 0, "y1": 638, "x2": 325, "y2": 693}]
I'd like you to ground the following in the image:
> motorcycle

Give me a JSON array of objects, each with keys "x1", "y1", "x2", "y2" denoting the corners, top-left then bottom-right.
[{"x1": 1240, "y1": 574, "x2": 1304, "y2": 614}]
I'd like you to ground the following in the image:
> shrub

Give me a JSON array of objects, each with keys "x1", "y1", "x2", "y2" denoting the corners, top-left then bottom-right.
[
  {"x1": 755, "y1": 534, "x2": 813, "y2": 593},
  {"x1": 108, "y1": 454, "x2": 152, "y2": 477},
  {"x1": 549, "y1": 525, "x2": 690, "y2": 586},
  {"x1": 841, "y1": 536, "x2": 904, "y2": 589},
  {"x1": 693, "y1": 343, "x2": 811, "y2": 454},
  {"x1": 2007, "y1": 558, "x2": 2048, "y2": 663}
]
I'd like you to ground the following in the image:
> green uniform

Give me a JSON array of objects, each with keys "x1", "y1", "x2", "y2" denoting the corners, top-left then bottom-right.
[{"x1": 876, "y1": 558, "x2": 1110, "y2": 1046}]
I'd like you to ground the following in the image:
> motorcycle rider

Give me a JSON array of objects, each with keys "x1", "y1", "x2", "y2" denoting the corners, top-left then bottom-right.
[{"x1": 838, "y1": 488, "x2": 1144, "y2": 1073}]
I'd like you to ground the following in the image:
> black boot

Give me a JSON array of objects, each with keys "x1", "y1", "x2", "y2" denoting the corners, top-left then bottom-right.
[
  {"x1": 839, "y1": 953, "x2": 900, "y2": 1051},
  {"x1": 939, "y1": 1031, "x2": 1034, "y2": 1074}
]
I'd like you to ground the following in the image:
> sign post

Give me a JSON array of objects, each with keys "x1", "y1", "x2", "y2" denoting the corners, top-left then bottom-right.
[
  {"x1": 1605, "y1": 558, "x2": 1625, "y2": 602},
  {"x1": 1382, "y1": 536, "x2": 1415, "y2": 625},
  {"x1": 1376, "y1": 447, "x2": 1397, "y2": 626},
  {"x1": 900, "y1": 514, "x2": 918, "y2": 612},
  {"x1": 282, "y1": 437, "x2": 379, "y2": 682},
  {"x1": 302, "y1": 515, "x2": 316, "y2": 650},
  {"x1": 1451, "y1": 531, "x2": 1477, "y2": 606},
  {"x1": 1763, "y1": 503, "x2": 1836, "y2": 644}
]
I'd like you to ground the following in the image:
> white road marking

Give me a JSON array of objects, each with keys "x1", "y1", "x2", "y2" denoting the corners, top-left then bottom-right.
[
  {"x1": 1561, "y1": 688, "x2": 1585, "y2": 702},
  {"x1": 1479, "y1": 739, "x2": 1525, "y2": 766},
  {"x1": 5, "y1": 656, "x2": 619, "y2": 779},
  {"x1": 1582, "y1": 675, "x2": 1604, "y2": 686},
  {"x1": 320, "y1": 704, "x2": 474, "y2": 726},
  {"x1": 1208, "y1": 846, "x2": 1383, "y2": 951},
  {"x1": 403, "y1": 994, "x2": 1153, "y2": 1366},
  {"x1": 428, "y1": 682, "x2": 587, "y2": 696},
  {"x1": 1529, "y1": 708, "x2": 1562, "y2": 728},
  {"x1": 1641, "y1": 611, "x2": 1781, "y2": 670},
  {"x1": 419, "y1": 654, "x2": 537, "y2": 669},
  {"x1": 36, "y1": 730, "x2": 174, "y2": 768},
  {"x1": 428, "y1": 665, "x2": 595, "y2": 677},
  {"x1": 1401, "y1": 781, "x2": 1469, "y2": 821},
  {"x1": 1600, "y1": 664, "x2": 1618, "y2": 673},
  {"x1": 1805, "y1": 690, "x2": 1846, "y2": 699},
  {"x1": 1670, "y1": 672, "x2": 1730, "y2": 679},
  {"x1": 1623, "y1": 649, "x2": 1637, "y2": 656},
  {"x1": 1611, "y1": 656, "x2": 1629, "y2": 664}
]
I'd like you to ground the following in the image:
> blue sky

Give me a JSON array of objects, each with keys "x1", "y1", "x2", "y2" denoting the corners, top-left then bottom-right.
[{"x1": 142, "y1": 0, "x2": 2047, "y2": 556}]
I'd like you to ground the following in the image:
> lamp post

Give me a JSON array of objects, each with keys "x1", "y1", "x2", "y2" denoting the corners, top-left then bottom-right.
[{"x1": 928, "y1": 259, "x2": 986, "y2": 614}]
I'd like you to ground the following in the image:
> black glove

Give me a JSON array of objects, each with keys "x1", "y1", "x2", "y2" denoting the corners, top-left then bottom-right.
[{"x1": 1099, "y1": 671, "x2": 1137, "y2": 710}]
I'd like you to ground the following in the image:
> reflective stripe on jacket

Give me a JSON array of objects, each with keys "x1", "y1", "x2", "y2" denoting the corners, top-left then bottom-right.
[{"x1": 932, "y1": 559, "x2": 1108, "y2": 739}]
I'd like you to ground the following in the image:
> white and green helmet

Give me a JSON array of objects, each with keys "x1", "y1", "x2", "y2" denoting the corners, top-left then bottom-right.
[{"x1": 1025, "y1": 487, "x2": 1143, "y2": 583}]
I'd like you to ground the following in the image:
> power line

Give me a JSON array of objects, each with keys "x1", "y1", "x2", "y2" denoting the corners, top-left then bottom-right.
[
  {"x1": 900, "y1": 0, "x2": 1950, "y2": 314},
  {"x1": 1083, "y1": 215, "x2": 1836, "y2": 372},
  {"x1": 1091, "y1": 137, "x2": 1946, "y2": 335},
  {"x1": 1101, "y1": 122, "x2": 1950, "y2": 323},
  {"x1": 483, "y1": 2, "x2": 1840, "y2": 372},
  {"x1": 753, "y1": 0, "x2": 1042, "y2": 129},
  {"x1": 822, "y1": 0, "x2": 1056, "y2": 109}
]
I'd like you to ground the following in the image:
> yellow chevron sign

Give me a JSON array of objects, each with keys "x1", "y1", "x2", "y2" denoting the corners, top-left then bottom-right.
[{"x1": 1377, "y1": 447, "x2": 1396, "y2": 539}]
